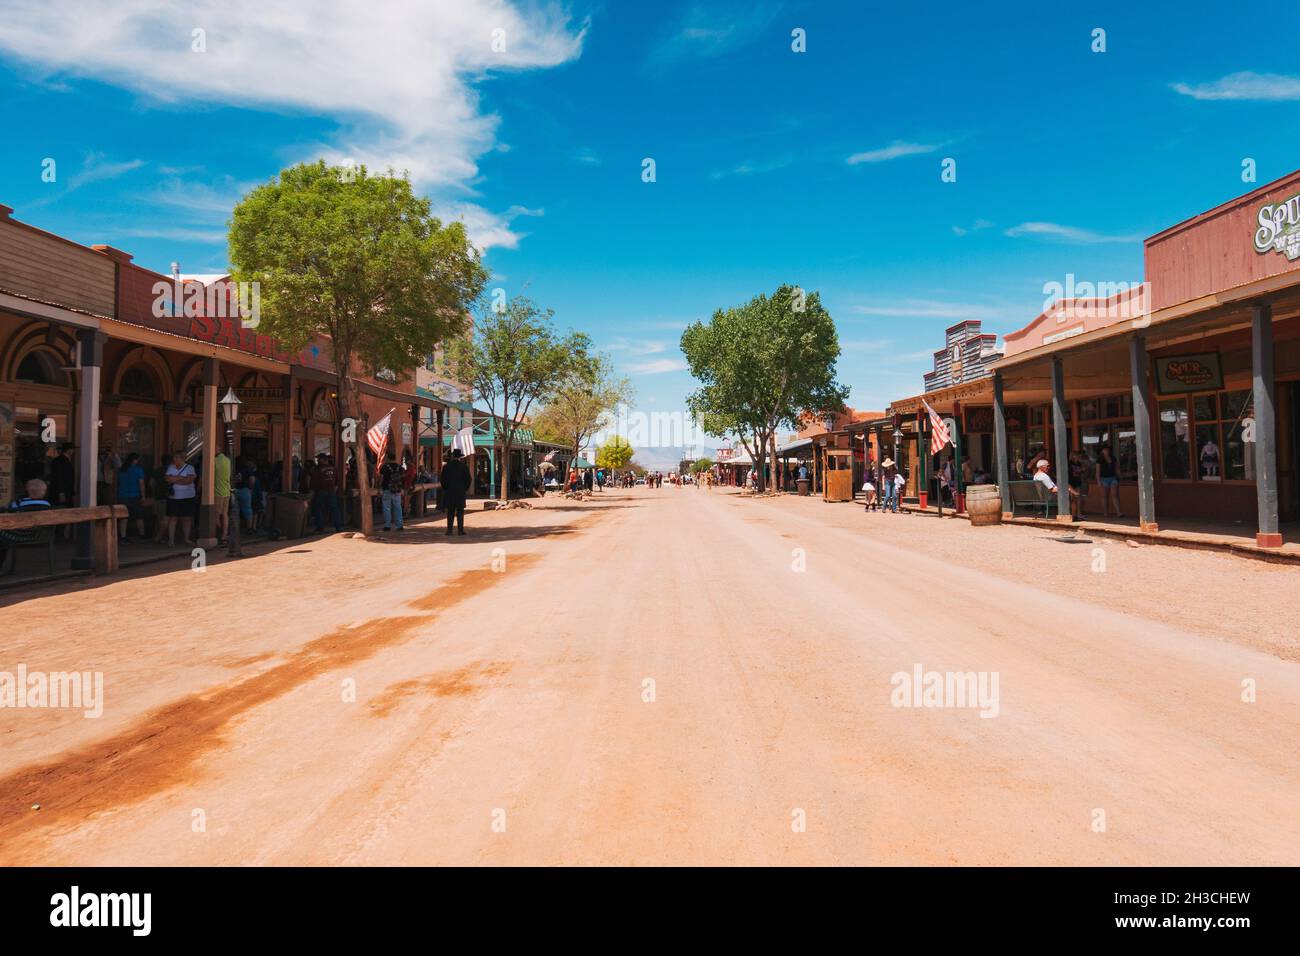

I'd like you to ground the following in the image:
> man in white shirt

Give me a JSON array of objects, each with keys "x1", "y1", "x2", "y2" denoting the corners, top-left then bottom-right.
[{"x1": 1034, "y1": 460, "x2": 1079, "y2": 513}]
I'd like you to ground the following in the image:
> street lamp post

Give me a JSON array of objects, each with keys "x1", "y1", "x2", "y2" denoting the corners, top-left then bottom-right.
[{"x1": 219, "y1": 387, "x2": 243, "y2": 558}]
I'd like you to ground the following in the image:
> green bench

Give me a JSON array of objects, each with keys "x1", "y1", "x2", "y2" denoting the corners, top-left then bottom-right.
[{"x1": 1009, "y1": 480, "x2": 1059, "y2": 518}]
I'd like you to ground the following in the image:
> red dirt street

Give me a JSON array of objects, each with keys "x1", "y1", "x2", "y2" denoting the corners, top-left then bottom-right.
[{"x1": 1, "y1": 487, "x2": 1297, "y2": 865}]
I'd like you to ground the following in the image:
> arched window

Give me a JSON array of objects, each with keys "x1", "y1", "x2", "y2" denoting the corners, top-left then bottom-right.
[
  {"x1": 15, "y1": 350, "x2": 69, "y2": 387},
  {"x1": 120, "y1": 366, "x2": 159, "y2": 400}
]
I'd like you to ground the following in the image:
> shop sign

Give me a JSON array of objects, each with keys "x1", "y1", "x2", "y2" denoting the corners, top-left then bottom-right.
[
  {"x1": 1254, "y1": 192, "x2": 1300, "y2": 261},
  {"x1": 1155, "y1": 353, "x2": 1223, "y2": 394},
  {"x1": 190, "y1": 386, "x2": 284, "y2": 415}
]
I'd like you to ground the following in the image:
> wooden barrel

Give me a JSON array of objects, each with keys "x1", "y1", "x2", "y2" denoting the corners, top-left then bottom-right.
[{"x1": 966, "y1": 484, "x2": 1002, "y2": 526}]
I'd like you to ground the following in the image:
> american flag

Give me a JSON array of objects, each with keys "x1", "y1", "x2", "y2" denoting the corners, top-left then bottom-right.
[
  {"x1": 366, "y1": 408, "x2": 395, "y2": 469},
  {"x1": 922, "y1": 399, "x2": 951, "y2": 455},
  {"x1": 450, "y1": 425, "x2": 476, "y2": 457}
]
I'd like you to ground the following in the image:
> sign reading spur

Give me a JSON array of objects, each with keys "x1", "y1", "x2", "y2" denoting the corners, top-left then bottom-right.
[{"x1": 1254, "y1": 192, "x2": 1300, "y2": 260}]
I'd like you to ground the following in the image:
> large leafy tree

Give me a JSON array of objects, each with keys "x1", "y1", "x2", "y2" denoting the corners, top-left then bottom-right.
[
  {"x1": 228, "y1": 160, "x2": 485, "y2": 532},
  {"x1": 681, "y1": 285, "x2": 847, "y2": 492},
  {"x1": 532, "y1": 353, "x2": 633, "y2": 467},
  {"x1": 444, "y1": 296, "x2": 586, "y2": 500}
]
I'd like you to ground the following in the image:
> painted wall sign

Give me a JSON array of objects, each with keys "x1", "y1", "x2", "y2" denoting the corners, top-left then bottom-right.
[
  {"x1": 1155, "y1": 353, "x2": 1223, "y2": 394},
  {"x1": 1254, "y1": 192, "x2": 1300, "y2": 261}
]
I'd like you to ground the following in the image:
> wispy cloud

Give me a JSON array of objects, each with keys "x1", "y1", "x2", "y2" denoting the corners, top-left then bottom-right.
[
  {"x1": 952, "y1": 218, "x2": 993, "y2": 236},
  {"x1": 0, "y1": 0, "x2": 587, "y2": 253},
  {"x1": 710, "y1": 156, "x2": 793, "y2": 180},
  {"x1": 68, "y1": 153, "x2": 146, "y2": 188},
  {"x1": 1171, "y1": 71, "x2": 1300, "y2": 101},
  {"x1": 847, "y1": 140, "x2": 941, "y2": 165},
  {"x1": 117, "y1": 226, "x2": 229, "y2": 243},
  {"x1": 1004, "y1": 221, "x2": 1142, "y2": 244},
  {"x1": 605, "y1": 337, "x2": 671, "y2": 356},
  {"x1": 628, "y1": 358, "x2": 688, "y2": 375},
  {"x1": 649, "y1": 3, "x2": 782, "y2": 67},
  {"x1": 574, "y1": 147, "x2": 602, "y2": 166},
  {"x1": 850, "y1": 299, "x2": 1000, "y2": 319}
]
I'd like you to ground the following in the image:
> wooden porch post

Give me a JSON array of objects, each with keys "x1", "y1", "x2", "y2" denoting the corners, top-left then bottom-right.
[
  {"x1": 72, "y1": 329, "x2": 105, "y2": 570},
  {"x1": 197, "y1": 358, "x2": 220, "y2": 547},
  {"x1": 1050, "y1": 356, "x2": 1071, "y2": 521},
  {"x1": 993, "y1": 371, "x2": 1011, "y2": 518},
  {"x1": 1129, "y1": 334, "x2": 1159, "y2": 532},
  {"x1": 1252, "y1": 303, "x2": 1281, "y2": 547}
]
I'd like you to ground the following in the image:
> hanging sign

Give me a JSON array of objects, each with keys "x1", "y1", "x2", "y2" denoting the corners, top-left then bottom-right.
[{"x1": 1155, "y1": 353, "x2": 1223, "y2": 394}]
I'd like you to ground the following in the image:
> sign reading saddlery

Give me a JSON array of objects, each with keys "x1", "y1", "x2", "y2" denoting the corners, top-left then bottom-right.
[
  {"x1": 1155, "y1": 353, "x2": 1223, "y2": 394},
  {"x1": 1254, "y1": 191, "x2": 1300, "y2": 261}
]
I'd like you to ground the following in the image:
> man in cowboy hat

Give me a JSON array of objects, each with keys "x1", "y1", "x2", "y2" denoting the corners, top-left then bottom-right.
[
  {"x1": 440, "y1": 447, "x2": 472, "y2": 536},
  {"x1": 881, "y1": 457, "x2": 898, "y2": 513}
]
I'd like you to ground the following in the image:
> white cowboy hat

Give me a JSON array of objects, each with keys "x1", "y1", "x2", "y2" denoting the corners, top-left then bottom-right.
[
  {"x1": 882, "y1": 458, "x2": 894, "y2": 468},
  {"x1": 1036, "y1": 459, "x2": 1051, "y2": 470}
]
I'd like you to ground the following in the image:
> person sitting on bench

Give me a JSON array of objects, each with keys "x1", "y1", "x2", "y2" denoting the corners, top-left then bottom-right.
[{"x1": 1033, "y1": 460, "x2": 1078, "y2": 509}]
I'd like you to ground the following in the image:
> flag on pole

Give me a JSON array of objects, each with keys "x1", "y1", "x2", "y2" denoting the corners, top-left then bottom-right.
[
  {"x1": 922, "y1": 399, "x2": 951, "y2": 454},
  {"x1": 451, "y1": 425, "x2": 476, "y2": 457},
  {"x1": 366, "y1": 408, "x2": 395, "y2": 471}
]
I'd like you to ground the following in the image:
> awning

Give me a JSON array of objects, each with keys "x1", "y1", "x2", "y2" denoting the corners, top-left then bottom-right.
[{"x1": 776, "y1": 438, "x2": 814, "y2": 456}]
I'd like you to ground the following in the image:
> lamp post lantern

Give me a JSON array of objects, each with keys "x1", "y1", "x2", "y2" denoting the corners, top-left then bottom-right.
[{"x1": 219, "y1": 387, "x2": 243, "y2": 557}]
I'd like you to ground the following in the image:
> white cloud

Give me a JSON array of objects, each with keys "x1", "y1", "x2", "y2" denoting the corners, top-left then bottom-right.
[
  {"x1": 847, "y1": 140, "x2": 940, "y2": 164},
  {"x1": 850, "y1": 299, "x2": 1000, "y2": 319},
  {"x1": 0, "y1": 0, "x2": 587, "y2": 251},
  {"x1": 1004, "y1": 221, "x2": 1142, "y2": 244},
  {"x1": 575, "y1": 147, "x2": 603, "y2": 166},
  {"x1": 649, "y1": 3, "x2": 781, "y2": 67},
  {"x1": 1171, "y1": 71, "x2": 1300, "y2": 101},
  {"x1": 628, "y1": 358, "x2": 688, "y2": 375}
]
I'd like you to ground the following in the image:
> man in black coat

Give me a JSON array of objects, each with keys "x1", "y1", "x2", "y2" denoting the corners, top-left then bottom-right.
[{"x1": 440, "y1": 448, "x2": 472, "y2": 536}]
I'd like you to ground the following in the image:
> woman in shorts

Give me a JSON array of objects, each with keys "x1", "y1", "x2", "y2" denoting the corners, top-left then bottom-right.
[{"x1": 162, "y1": 451, "x2": 197, "y2": 546}]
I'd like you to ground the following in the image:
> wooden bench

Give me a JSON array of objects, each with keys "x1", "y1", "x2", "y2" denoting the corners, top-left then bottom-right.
[
  {"x1": 0, "y1": 505, "x2": 128, "y2": 575},
  {"x1": 1009, "y1": 480, "x2": 1059, "y2": 518}
]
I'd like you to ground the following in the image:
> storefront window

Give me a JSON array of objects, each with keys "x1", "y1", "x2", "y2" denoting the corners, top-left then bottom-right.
[
  {"x1": 1078, "y1": 399, "x2": 1099, "y2": 422},
  {"x1": 1159, "y1": 398, "x2": 1191, "y2": 479},
  {"x1": 1210, "y1": 388, "x2": 1253, "y2": 481}
]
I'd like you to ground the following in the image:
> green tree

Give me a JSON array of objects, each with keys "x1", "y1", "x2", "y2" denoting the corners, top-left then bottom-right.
[
  {"x1": 681, "y1": 285, "x2": 847, "y2": 492},
  {"x1": 690, "y1": 457, "x2": 714, "y2": 474},
  {"x1": 533, "y1": 353, "x2": 633, "y2": 467},
  {"x1": 229, "y1": 160, "x2": 485, "y2": 532},
  {"x1": 596, "y1": 434, "x2": 635, "y2": 471},
  {"x1": 444, "y1": 296, "x2": 586, "y2": 500}
]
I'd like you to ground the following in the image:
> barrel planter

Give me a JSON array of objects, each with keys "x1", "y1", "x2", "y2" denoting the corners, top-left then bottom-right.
[{"x1": 966, "y1": 484, "x2": 1002, "y2": 526}]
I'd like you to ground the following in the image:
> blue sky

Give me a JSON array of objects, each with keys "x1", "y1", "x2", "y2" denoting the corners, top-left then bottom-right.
[{"x1": 2, "y1": 0, "x2": 1299, "y2": 431}]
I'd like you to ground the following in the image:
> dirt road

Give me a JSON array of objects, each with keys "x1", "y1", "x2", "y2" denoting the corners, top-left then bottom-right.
[{"x1": 2, "y1": 487, "x2": 1298, "y2": 865}]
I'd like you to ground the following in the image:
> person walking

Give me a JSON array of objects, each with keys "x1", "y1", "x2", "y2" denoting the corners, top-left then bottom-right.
[
  {"x1": 116, "y1": 452, "x2": 147, "y2": 541},
  {"x1": 441, "y1": 448, "x2": 472, "y2": 536},
  {"x1": 379, "y1": 451, "x2": 405, "y2": 532},
  {"x1": 861, "y1": 459, "x2": 877, "y2": 512}
]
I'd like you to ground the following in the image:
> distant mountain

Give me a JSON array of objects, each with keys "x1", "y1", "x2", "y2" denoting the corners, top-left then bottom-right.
[{"x1": 632, "y1": 445, "x2": 717, "y2": 472}]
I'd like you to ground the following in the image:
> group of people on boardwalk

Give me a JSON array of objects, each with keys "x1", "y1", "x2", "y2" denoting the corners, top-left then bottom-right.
[{"x1": 859, "y1": 457, "x2": 906, "y2": 513}]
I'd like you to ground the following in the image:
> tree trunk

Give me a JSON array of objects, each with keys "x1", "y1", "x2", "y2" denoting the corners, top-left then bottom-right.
[
  {"x1": 499, "y1": 430, "x2": 510, "y2": 502},
  {"x1": 770, "y1": 431, "x2": 779, "y2": 493},
  {"x1": 345, "y1": 375, "x2": 374, "y2": 536}
]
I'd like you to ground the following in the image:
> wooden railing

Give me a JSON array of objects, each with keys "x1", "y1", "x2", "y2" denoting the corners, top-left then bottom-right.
[{"x1": 0, "y1": 505, "x2": 128, "y2": 574}]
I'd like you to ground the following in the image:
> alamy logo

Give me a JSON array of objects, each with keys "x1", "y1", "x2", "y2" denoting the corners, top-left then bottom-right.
[
  {"x1": 50, "y1": 886, "x2": 151, "y2": 936},
  {"x1": 0, "y1": 665, "x2": 103, "y2": 718},
  {"x1": 890, "y1": 664, "x2": 1000, "y2": 718}
]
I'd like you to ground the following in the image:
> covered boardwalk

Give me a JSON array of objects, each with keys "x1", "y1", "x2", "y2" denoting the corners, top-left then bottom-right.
[{"x1": 987, "y1": 172, "x2": 1300, "y2": 547}]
